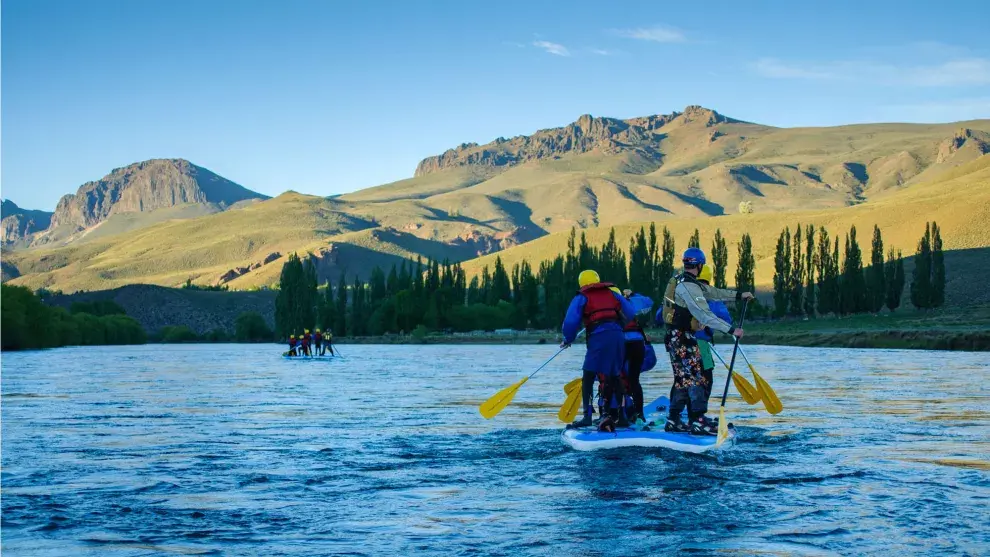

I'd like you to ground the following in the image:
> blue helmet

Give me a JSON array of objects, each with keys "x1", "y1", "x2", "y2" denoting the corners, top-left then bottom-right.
[{"x1": 682, "y1": 247, "x2": 706, "y2": 266}]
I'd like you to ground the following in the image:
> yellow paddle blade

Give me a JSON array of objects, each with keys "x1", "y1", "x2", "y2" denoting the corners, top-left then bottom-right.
[
  {"x1": 716, "y1": 405, "x2": 728, "y2": 447},
  {"x1": 558, "y1": 389, "x2": 582, "y2": 423},
  {"x1": 563, "y1": 377, "x2": 582, "y2": 395},
  {"x1": 479, "y1": 377, "x2": 529, "y2": 419},
  {"x1": 733, "y1": 373, "x2": 761, "y2": 405},
  {"x1": 751, "y1": 364, "x2": 783, "y2": 415}
]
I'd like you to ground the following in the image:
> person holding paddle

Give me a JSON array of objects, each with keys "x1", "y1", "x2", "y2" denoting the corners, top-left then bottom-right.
[
  {"x1": 659, "y1": 248, "x2": 753, "y2": 435},
  {"x1": 561, "y1": 270, "x2": 636, "y2": 429},
  {"x1": 694, "y1": 264, "x2": 731, "y2": 403}
]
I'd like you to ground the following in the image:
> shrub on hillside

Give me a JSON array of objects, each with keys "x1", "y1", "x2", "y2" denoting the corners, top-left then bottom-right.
[
  {"x1": 235, "y1": 311, "x2": 273, "y2": 342},
  {"x1": 159, "y1": 325, "x2": 199, "y2": 343}
]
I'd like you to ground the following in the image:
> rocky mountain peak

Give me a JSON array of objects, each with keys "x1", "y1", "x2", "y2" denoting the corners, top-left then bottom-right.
[{"x1": 47, "y1": 158, "x2": 268, "y2": 230}]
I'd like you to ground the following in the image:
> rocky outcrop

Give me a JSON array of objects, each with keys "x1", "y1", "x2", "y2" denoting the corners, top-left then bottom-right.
[
  {"x1": 216, "y1": 252, "x2": 285, "y2": 285},
  {"x1": 936, "y1": 128, "x2": 990, "y2": 164},
  {"x1": 414, "y1": 106, "x2": 736, "y2": 176},
  {"x1": 1, "y1": 200, "x2": 53, "y2": 248},
  {"x1": 48, "y1": 159, "x2": 268, "y2": 231}
]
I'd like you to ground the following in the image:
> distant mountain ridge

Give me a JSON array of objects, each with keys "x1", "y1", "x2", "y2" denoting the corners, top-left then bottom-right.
[
  {"x1": 9, "y1": 158, "x2": 268, "y2": 249},
  {"x1": 49, "y1": 158, "x2": 266, "y2": 230},
  {"x1": 1, "y1": 200, "x2": 54, "y2": 248},
  {"x1": 415, "y1": 105, "x2": 737, "y2": 176}
]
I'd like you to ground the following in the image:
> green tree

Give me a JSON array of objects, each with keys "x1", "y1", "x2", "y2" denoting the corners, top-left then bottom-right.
[
  {"x1": 689, "y1": 229, "x2": 700, "y2": 248},
  {"x1": 885, "y1": 248, "x2": 905, "y2": 312},
  {"x1": 911, "y1": 223, "x2": 933, "y2": 309},
  {"x1": 804, "y1": 224, "x2": 816, "y2": 316},
  {"x1": 867, "y1": 225, "x2": 886, "y2": 313},
  {"x1": 789, "y1": 224, "x2": 804, "y2": 316},
  {"x1": 490, "y1": 256, "x2": 512, "y2": 304},
  {"x1": 628, "y1": 227, "x2": 651, "y2": 294},
  {"x1": 735, "y1": 233, "x2": 756, "y2": 309},
  {"x1": 931, "y1": 222, "x2": 945, "y2": 308},
  {"x1": 235, "y1": 311, "x2": 273, "y2": 342},
  {"x1": 334, "y1": 269, "x2": 348, "y2": 335},
  {"x1": 658, "y1": 226, "x2": 676, "y2": 285},
  {"x1": 772, "y1": 228, "x2": 790, "y2": 317},
  {"x1": 841, "y1": 226, "x2": 866, "y2": 314},
  {"x1": 712, "y1": 228, "x2": 729, "y2": 289}
]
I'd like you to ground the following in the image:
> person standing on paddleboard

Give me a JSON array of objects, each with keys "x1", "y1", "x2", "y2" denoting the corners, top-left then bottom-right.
[
  {"x1": 659, "y1": 248, "x2": 753, "y2": 435},
  {"x1": 621, "y1": 289, "x2": 654, "y2": 423},
  {"x1": 561, "y1": 270, "x2": 637, "y2": 429},
  {"x1": 694, "y1": 264, "x2": 732, "y2": 404}
]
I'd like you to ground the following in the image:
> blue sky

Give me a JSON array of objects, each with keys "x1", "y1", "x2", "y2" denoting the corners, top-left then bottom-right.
[{"x1": 2, "y1": 0, "x2": 989, "y2": 210}]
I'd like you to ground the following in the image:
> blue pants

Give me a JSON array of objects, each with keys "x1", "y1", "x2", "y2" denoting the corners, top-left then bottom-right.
[{"x1": 580, "y1": 328, "x2": 626, "y2": 417}]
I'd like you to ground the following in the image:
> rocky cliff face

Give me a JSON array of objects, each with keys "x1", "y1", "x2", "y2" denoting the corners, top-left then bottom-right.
[
  {"x1": 414, "y1": 106, "x2": 735, "y2": 176},
  {"x1": 1, "y1": 200, "x2": 53, "y2": 248},
  {"x1": 48, "y1": 159, "x2": 267, "y2": 230}
]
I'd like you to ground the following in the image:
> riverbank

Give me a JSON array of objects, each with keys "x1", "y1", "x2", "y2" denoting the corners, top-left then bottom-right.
[{"x1": 338, "y1": 306, "x2": 990, "y2": 351}]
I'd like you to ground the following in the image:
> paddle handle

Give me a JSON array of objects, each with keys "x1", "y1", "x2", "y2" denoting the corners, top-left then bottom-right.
[{"x1": 719, "y1": 298, "x2": 750, "y2": 408}]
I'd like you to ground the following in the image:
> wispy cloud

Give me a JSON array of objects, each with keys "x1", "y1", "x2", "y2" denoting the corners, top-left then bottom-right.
[
  {"x1": 612, "y1": 24, "x2": 686, "y2": 43},
  {"x1": 532, "y1": 40, "x2": 570, "y2": 56},
  {"x1": 752, "y1": 55, "x2": 990, "y2": 87},
  {"x1": 588, "y1": 48, "x2": 615, "y2": 56}
]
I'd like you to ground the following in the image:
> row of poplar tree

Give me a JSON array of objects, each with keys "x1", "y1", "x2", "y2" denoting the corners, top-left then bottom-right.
[
  {"x1": 275, "y1": 221, "x2": 946, "y2": 338},
  {"x1": 771, "y1": 221, "x2": 945, "y2": 318},
  {"x1": 274, "y1": 224, "x2": 756, "y2": 337}
]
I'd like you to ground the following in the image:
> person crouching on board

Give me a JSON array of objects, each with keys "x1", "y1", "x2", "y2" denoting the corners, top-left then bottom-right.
[
  {"x1": 288, "y1": 334, "x2": 299, "y2": 357},
  {"x1": 658, "y1": 248, "x2": 753, "y2": 435},
  {"x1": 314, "y1": 329, "x2": 324, "y2": 356},
  {"x1": 561, "y1": 270, "x2": 637, "y2": 430},
  {"x1": 694, "y1": 264, "x2": 732, "y2": 406},
  {"x1": 621, "y1": 288, "x2": 654, "y2": 423}
]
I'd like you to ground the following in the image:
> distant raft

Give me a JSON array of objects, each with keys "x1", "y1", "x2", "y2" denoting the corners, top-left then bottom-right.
[
  {"x1": 560, "y1": 395, "x2": 736, "y2": 453},
  {"x1": 281, "y1": 354, "x2": 334, "y2": 360}
]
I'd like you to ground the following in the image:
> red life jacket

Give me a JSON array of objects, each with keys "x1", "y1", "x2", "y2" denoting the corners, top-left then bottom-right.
[
  {"x1": 315, "y1": 332, "x2": 323, "y2": 342},
  {"x1": 623, "y1": 315, "x2": 645, "y2": 335},
  {"x1": 579, "y1": 282, "x2": 622, "y2": 331},
  {"x1": 303, "y1": 333, "x2": 312, "y2": 344}
]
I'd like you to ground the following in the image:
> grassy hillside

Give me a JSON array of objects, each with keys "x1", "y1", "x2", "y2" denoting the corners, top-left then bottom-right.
[{"x1": 461, "y1": 155, "x2": 990, "y2": 309}]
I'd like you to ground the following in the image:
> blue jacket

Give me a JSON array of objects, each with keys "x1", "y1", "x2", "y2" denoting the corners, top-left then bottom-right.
[
  {"x1": 562, "y1": 289, "x2": 637, "y2": 344},
  {"x1": 695, "y1": 300, "x2": 732, "y2": 342},
  {"x1": 623, "y1": 294, "x2": 654, "y2": 342}
]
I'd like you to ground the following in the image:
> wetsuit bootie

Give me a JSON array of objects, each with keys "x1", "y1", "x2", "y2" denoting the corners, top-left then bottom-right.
[
  {"x1": 664, "y1": 418, "x2": 690, "y2": 433},
  {"x1": 690, "y1": 417, "x2": 717, "y2": 436},
  {"x1": 570, "y1": 414, "x2": 593, "y2": 428}
]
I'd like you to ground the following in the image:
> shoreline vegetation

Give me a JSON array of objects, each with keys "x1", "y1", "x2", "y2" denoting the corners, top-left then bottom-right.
[{"x1": 338, "y1": 305, "x2": 990, "y2": 351}]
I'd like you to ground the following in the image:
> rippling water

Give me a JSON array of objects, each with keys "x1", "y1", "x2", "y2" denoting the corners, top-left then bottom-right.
[{"x1": 2, "y1": 344, "x2": 988, "y2": 556}]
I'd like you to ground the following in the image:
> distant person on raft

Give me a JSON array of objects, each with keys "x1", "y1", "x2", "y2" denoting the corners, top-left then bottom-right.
[
  {"x1": 302, "y1": 329, "x2": 312, "y2": 357},
  {"x1": 288, "y1": 334, "x2": 299, "y2": 357},
  {"x1": 314, "y1": 329, "x2": 324, "y2": 356},
  {"x1": 658, "y1": 248, "x2": 753, "y2": 436},
  {"x1": 561, "y1": 270, "x2": 637, "y2": 429},
  {"x1": 324, "y1": 329, "x2": 334, "y2": 356}
]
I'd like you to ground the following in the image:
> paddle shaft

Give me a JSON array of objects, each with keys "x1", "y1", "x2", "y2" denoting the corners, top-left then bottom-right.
[
  {"x1": 531, "y1": 329, "x2": 585, "y2": 380},
  {"x1": 719, "y1": 299, "x2": 750, "y2": 407}
]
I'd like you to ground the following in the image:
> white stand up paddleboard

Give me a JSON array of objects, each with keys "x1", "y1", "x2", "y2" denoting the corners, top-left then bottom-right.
[{"x1": 561, "y1": 395, "x2": 736, "y2": 453}]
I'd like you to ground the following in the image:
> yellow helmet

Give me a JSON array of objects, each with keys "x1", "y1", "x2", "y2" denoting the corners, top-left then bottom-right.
[
  {"x1": 304, "y1": 329, "x2": 310, "y2": 333},
  {"x1": 290, "y1": 334, "x2": 296, "y2": 339},
  {"x1": 578, "y1": 270, "x2": 600, "y2": 287},
  {"x1": 698, "y1": 264, "x2": 713, "y2": 284},
  {"x1": 315, "y1": 328, "x2": 321, "y2": 333}
]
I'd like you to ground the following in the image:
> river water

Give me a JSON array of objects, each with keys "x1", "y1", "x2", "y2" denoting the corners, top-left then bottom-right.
[{"x1": 2, "y1": 344, "x2": 988, "y2": 556}]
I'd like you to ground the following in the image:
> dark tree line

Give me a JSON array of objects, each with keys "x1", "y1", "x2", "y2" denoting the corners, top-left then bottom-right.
[
  {"x1": 275, "y1": 220, "x2": 947, "y2": 338},
  {"x1": 772, "y1": 222, "x2": 939, "y2": 317}
]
